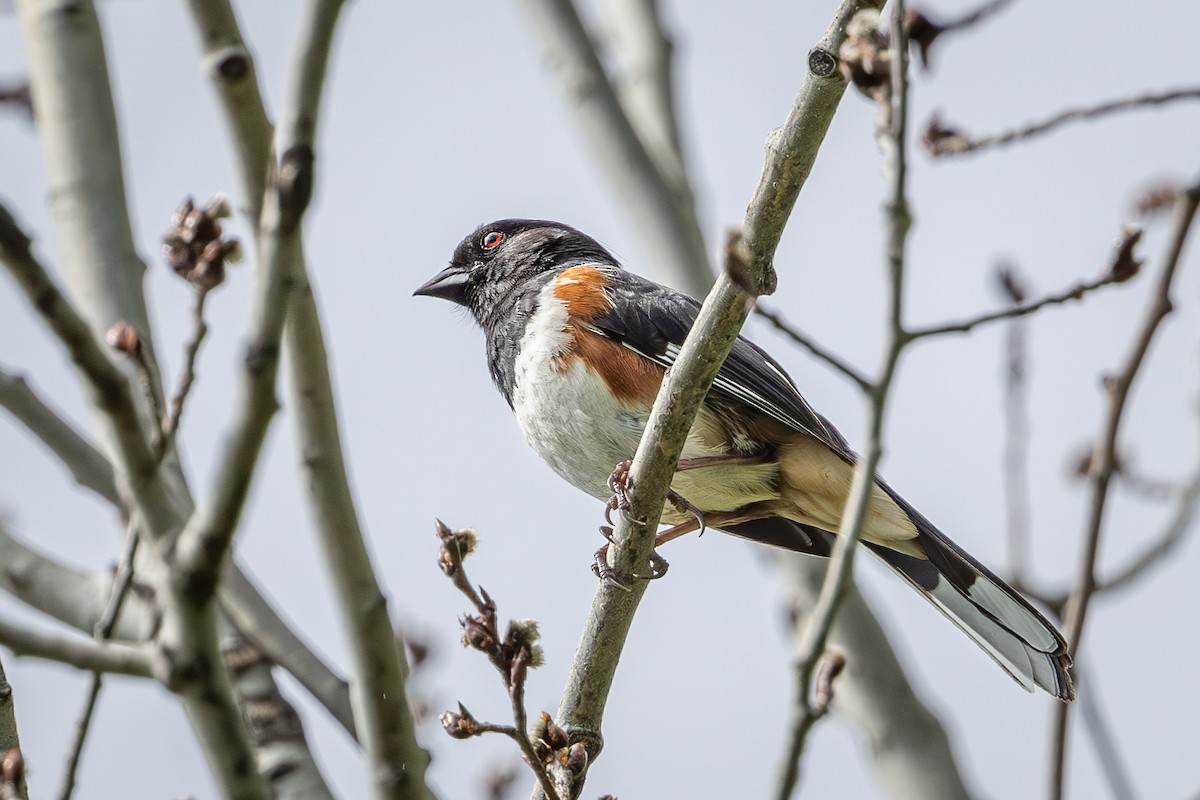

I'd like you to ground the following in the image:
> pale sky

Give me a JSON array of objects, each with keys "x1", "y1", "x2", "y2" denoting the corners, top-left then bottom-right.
[{"x1": 1, "y1": 1, "x2": 1198, "y2": 798}]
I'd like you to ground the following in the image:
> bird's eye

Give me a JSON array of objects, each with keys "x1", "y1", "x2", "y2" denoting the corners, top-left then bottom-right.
[{"x1": 482, "y1": 231, "x2": 504, "y2": 250}]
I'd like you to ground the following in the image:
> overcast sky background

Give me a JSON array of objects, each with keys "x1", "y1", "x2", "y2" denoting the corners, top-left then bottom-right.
[{"x1": 2, "y1": 1, "x2": 1198, "y2": 798}]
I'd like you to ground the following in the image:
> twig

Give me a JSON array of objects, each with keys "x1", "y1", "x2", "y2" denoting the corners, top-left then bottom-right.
[
  {"x1": 1095, "y1": 444, "x2": 1200, "y2": 595},
  {"x1": 57, "y1": 520, "x2": 141, "y2": 800},
  {"x1": 157, "y1": 289, "x2": 209, "y2": 462},
  {"x1": 184, "y1": 0, "x2": 416, "y2": 770},
  {"x1": 775, "y1": 4, "x2": 912, "y2": 795},
  {"x1": 1048, "y1": 175, "x2": 1200, "y2": 800},
  {"x1": 906, "y1": 234, "x2": 1140, "y2": 340},
  {"x1": 516, "y1": 0, "x2": 711, "y2": 298},
  {"x1": 435, "y1": 523, "x2": 561, "y2": 800},
  {"x1": 536, "y1": 4, "x2": 882, "y2": 797},
  {"x1": 925, "y1": 87, "x2": 1200, "y2": 157},
  {"x1": 1000, "y1": 266, "x2": 1033, "y2": 583},
  {"x1": 0, "y1": 368, "x2": 120, "y2": 505},
  {"x1": 753, "y1": 304, "x2": 873, "y2": 391}
]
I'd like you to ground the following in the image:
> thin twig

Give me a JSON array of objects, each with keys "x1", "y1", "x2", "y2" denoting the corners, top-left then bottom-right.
[
  {"x1": 1048, "y1": 175, "x2": 1200, "y2": 800},
  {"x1": 1096, "y1": 446, "x2": 1200, "y2": 595},
  {"x1": 926, "y1": 87, "x2": 1200, "y2": 157},
  {"x1": 57, "y1": 520, "x2": 142, "y2": 800},
  {"x1": 1001, "y1": 272, "x2": 1033, "y2": 583},
  {"x1": 436, "y1": 524, "x2": 561, "y2": 800},
  {"x1": 906, "y1": 269, "x2": 1132, "y2": 340},
  {"x1": 754, "y1": 304, "x2": 873, "y2": 391},
  {"x1": 775, "y1": 5, "x2": 912, "y2": 796},
  {"x1": 156, "y1": 290, "x2": 209, "y2": 462}
]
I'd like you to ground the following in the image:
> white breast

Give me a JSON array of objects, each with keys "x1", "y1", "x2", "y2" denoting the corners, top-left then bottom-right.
[
  {"x1": 512, "y1": 282, "x2": 645, "y2": 499},
  {"x1": 511, "y1": 281, "x2": 780, "y2": 516}
]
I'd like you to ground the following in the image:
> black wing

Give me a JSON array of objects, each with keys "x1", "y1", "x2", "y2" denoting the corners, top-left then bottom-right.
[{"x1": 590, "y1": 273, "x2": 851, "y2": 455}]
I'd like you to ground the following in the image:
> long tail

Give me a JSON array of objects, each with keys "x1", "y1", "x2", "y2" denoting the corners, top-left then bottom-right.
[{"x1": 727, "y1": 509, "x2": 1074, "y2": 702}]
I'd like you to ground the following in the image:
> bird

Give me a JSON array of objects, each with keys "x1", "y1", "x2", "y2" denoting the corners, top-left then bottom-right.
[{"x1": 415, "y1": 218, "x2": 1074, "y2": 702}]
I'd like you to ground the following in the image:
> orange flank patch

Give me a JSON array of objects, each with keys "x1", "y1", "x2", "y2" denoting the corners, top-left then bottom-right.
[
  {"x1": 550, "y1": 266, "x2": 663, "y2": 405},
  {"x1": 552, "y1": 266, "x2": 614, "y2": 321},
  {"x1": 570, "y1": 325, "x2": 664, "y2": 405}
]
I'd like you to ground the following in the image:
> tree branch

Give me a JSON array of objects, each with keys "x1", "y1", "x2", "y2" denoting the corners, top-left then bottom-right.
[
  {"x1": 1048, "y1": 174, "x2": 1200, "y2": 800},
  {"x1": 516, "y1": 0, "x2": 711, "y2": 297},
  {"x1": 183, "y1": 1, "x2": 432, "y2": 793},
  {"x1": 776, "y1": 5, "x2": 913, "y2": 794},
  {"x1": 753, "y1": 305, "x2": 873, "y2": 391},
  {"x1": 925, "y1": 87, "x2": 1200, "y2": 157},
  {"x1": 0, "y1": 204, "x2": 174, "y2": 533},
  {"x1": 906, "y1": 253, "x2": 1138, "y2": 340},
  {"x1": 0, "y1": 618, "x2": 153, "y2": 678},
  {"x1": 535, "y1": 2, "x2": 882, "y2": 796},
  {"x1": 0, "y1": 368, "x2": 120, "y2": 506},
  {"x1": 0, "y1": 523, "x2": 158, "y2": 642}
]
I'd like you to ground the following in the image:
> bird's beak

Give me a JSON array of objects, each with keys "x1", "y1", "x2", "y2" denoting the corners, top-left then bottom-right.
[{"x1": 413, "y1": 265, "x2": 470, "y2": 306}]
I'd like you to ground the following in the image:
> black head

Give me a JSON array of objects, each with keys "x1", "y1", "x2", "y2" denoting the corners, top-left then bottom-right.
[{"x1": 414, "y1": 219, "x2": 619, "y2": 328}]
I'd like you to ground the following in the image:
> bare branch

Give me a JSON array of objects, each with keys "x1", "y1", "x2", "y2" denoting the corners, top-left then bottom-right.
[
  {"x1": 1095, "y1": 441, "x2": 1200, "y2": 595},
  {"x1": 57, "y1": 520, "x2": 141, "y2": 800},
  {"x1": 0, "y1": 523, "x2": 157, "y2": 641},
  {"x1": 925, "y1": 87, "x2": 1200, "y2": 157},
  {"x1": 753, "y1": 304, "x2": 873, "y2": 391},
  {"x1": 776, "y1": 5, "x2": 912, "y2": 794},
  {"x1": 222, "y1": 635, "x2": 336, "y2": 800},
  {"x1": 516, "y1": 0, "x2": 711, "y2": 297},
  {"x1": 907, "y1": 226, "x2": 1142, "y2": 340},
  {"x1": 182, "y1": 0, "x2": 432, "y2": 792},
  {"x1": 218, "y1": 569, "x2": 356, "y2": 737},
  {"x1": 0, "y1": 618, "x2": 153, "y2": 678},
  {"x1": 534, "y1": 3, "x2": 883, "y2": 797},
  {"x1": 1048, "y1": 175, "x2": 1200, "y2": 800},
  {"x1": 0, "y1": 368, "x2": 120, "y2": 505},
  {"x1": 0, "y1": 204, "x2": 172, "y2": 530},
  {"x1": 436, "y1": 523, "x2": 560, "y2": 800},
  {"x1": 158, "y1": 290, "x2": 209, "y2": 461}
]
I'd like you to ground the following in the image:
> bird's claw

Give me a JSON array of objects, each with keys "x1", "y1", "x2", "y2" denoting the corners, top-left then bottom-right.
[{"x1": 591, "y1": 542, "x2": 669, "y2": 587}]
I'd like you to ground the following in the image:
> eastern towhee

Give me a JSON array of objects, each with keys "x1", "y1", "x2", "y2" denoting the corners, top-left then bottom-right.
[{"x1": 415, "y1": 218, "x2": 1073, "y2": 702}]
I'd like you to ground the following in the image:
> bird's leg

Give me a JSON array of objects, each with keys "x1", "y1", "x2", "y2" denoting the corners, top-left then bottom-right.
[{"x1": 592, "y1": 517, "x2": 706, "y2": 587}]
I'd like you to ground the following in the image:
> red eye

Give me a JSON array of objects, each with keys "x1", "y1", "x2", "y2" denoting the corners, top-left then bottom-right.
[{"x1": 482, "y1": 231, "x2": 504, "y2": 250}]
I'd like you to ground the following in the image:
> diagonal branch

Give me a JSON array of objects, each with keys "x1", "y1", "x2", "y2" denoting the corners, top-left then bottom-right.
[
  {"x1": 183, "y1": 1, "x2": 432, "y2": 794},
  {"x1": 776, "y1": 5, "x2": 913, "y2": 794},
  {"x1": 0, "y1": 618, "x2": 153, "y2": 678},
  {"x1": 516, "y1": 0, "x2": 711, "y2": 297},
  {"x1": 1048, "y1": 173, "x2": 1200, "y2": 800},
  {"x1": 0, "y1": 368, "x2": 120, "y2": 506},
  {"x1": 534, "y1": 2, "x2": 883, "y2": 796},
  {"x1": 753, "y1": 305, "x2": 873, "y2": 391},
  {"x1": 925, "y1": 87, "x2": 1200, "y2": 157},
  {"x1": 0, "y1": 205, "x2": 171, "y2": 531}
]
